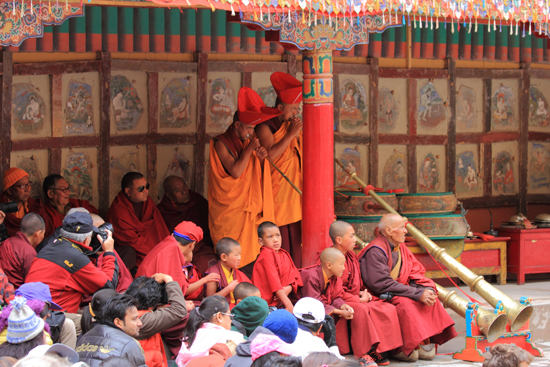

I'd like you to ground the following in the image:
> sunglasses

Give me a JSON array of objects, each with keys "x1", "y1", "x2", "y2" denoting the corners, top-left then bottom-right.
[{"x1": 137, "y1": 183, "x2": 150, "y2": 193}]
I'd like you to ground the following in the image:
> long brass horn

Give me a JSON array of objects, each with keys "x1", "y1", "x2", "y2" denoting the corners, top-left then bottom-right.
[
  {"x1": 335, "y1": 158, "x2": 533, "y2": 332},
  {"x1": 436, "y1": 284, "x2": 508, "y2": 343}
]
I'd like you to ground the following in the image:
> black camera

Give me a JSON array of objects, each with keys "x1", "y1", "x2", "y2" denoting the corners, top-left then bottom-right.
[
  {"x1": 86, "y1": 222, "x2": 114, "y2": 256},
  {"x1": 0, "y1": 202, "x2": 18, "y2": 214},
  {"x1": 379, "y1": 292, "x2": 394, "y2": 301}
]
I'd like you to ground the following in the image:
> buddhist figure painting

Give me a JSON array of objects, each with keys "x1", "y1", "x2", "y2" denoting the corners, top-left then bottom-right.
[
  {"x1": 491, "y1": 82, "x2": 518, "y2": 131},
  {"x1": 16, "y1": 156, "x2": 43, "y2": 200},
  {"x1": 528, "y1": 142, "x2": 550, "y2": 193},
  {"x1": 417, "y1": 81, "x2": 448, "y2": 129},
  {"x1": 63, "y1": 151, "x2": 94, "y2": 202},
  {"x1": 65, "y1": 80, "x2": 94, "y2": 135},
  {"x1": 492, "y1": 142, "x2": 518, "y2": 195},
  {"x1": 381, "y1": 147, "x2": 407, "y2": 192},
  {"x1": 339, "y1": 79, "x2": 368, "y2": 132},
  {"x1": 418, "y1": 153, "x2": 440, "y2": 193},
  {"x1": 528, "y1": 85, "x2": 550, "y2": 129},
  {"x1": 378, "y1": 87, "x2": 399, "y2": 133},
  {"x1": 456, "y1": 85, "x2": 477, "y2": 131},
  {"x1": 12, "y1": 83, "x2": 46, "y2": 135},
  {"x1": 456, "y1": 150, "x2": 482, "y2": 198},
  {"x1": 111, "y1": 75, "x2": 144, "y2": 131},
  {"x1": 207, "y1": 77, "x2": 237, "y2": 132},
  {"x1": 160, "y1": 78, "x2": 192, "y2": 129}
]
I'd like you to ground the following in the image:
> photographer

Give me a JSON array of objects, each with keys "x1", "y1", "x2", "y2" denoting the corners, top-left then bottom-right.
[
  {"x1": 125, "y1": 274, "x2": 189, "y2": 367},
  {"x1": 26, "y1": 212, "x2": 119, "y2": 335}
]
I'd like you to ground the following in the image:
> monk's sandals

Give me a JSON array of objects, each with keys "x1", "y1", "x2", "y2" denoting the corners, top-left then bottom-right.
[
  {"x1": 391, "y1": 350, "x2": 418, "y2": 362},
  {"x1": 418, "y1": 343, "x2": 436, "y2": 360}
]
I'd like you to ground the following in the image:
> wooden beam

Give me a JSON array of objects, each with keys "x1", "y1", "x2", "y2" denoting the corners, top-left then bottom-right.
[
  {"x1": 456, "y1": 131, "x2": 521, "y2": 143},
  {"x1": 110, "y1": 133, "x2": 197, "y2": 146},
  {"x1": 528, "y1": 132, "x2": 550, "y2": 141},
  {"x1": 456, "y1": 69, "x2": 523, "y2": 79},
  {"x1": 408, "y1": 79, "x2": 417, "y2": 193},
  {"x1": 379, "y1": 68, "x2": 449, "y2": 79},
  {"x1": 12, "y1": 136, "x2": 101, "y2": 151},
  {"x1": 334, "y1": 63, "x2": 370, "y2": 75},
  {"x1": 207, "y1": 60, "x2": 287, "y2": 73},
  {"x1": 286, "y1": 54, "x2": 297, "y2": 77},
  {"x1": 48, "y1": 149, "x2": 62, "y2": 177},
  {"x1": 482, "y1": 79, "x2": 492, "y2": 197},
  {"x1": 147, "y1": 72, "x2": 159, "y2": 201},
  {"x1": 98, "y1": 52, "x2": 112, "y2": 217},
  {"x1": 194, "y1": 52, "x2": 208, "y2": 193},
  {"x1": 519, "y1": 64, "x2": 530, "y2": 214},
  {"x1": 242, "y1": 72, "x2": 252, "y2": 88},
  {"x1": 447, "y1": 59, "x2": 457, "y2": 193},
  {"x1": 0, "y1": 52, "x2": 13, "y2": 176},
  {"x1": 13, "y1": 61, "x2": 100, "y2": 76},
  {"x1": 111, "y1": 59, "x2": 197, "y2": 73},
  {"x1": 406, "y1": 23, "x2": 412, "y2": 69},
  {"x1": 461, "y1": 194, "x2": 520, "y2": 208},
  {"x1": 369, "y1": 58, "x2": 379, "y2": 186}
]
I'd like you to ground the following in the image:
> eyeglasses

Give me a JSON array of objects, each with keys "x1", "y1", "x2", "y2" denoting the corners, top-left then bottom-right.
[
  {"x1": 51, "y1": 186, "x2": 71, "y2": 194},
  {"x1": 12, "y1": 183, "x2": 32, "y2": 190},
  {"x1": 220, "y1": 312, "x2": 234, "y2": 319},
  {"x1": 136, "y1": 183, "x2": 150, "y2": 193}
]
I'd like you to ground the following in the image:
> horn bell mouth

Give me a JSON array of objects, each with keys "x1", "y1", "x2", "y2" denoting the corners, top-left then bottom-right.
[
  {"x1": 509, "y1": 305, "x2": 534, "y2": 332},
  {"x1": 484, "y1": 312, "x2": 509, "y2": 343}
]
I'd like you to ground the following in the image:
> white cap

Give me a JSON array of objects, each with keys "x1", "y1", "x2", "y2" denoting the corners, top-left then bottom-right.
[
  {"x1": 293, "y1": 297, "x2": 325, "y2": 323},
  {"x1": 28, "y1": 344, "x2": 79, "y2": 363}
]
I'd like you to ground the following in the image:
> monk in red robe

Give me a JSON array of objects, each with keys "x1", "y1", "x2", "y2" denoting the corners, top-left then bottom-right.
[
  {"x1": 205, "y1": 237, "x2": 251, "y2": 308},
  {"x1": 329, "y1": 221, "x2": 403, "y2": 365},
  {"x1": 1, "y1": 168, "x2": 41, "y2": 237},
  {"x1": 38, "y1": 174, "x2": 98, "y2": 238},
  {"x1": 358, "y1": 214, "x2": 457, "y2": 362},
  {"x1": 157, "y1": 175, "x2": 216, "y2": 274},
  {"x1": 209, "y1": 87, "x2": 279, "y2": 267},
  {"x1": 256, "y1": 72, "x2": 303, "y2": 267},
  {"x1": 137, "y1": 221, "x2": 219, "y2": 302},
  {"x1": 252, "y1": 221, "x2": 302, "y2": 313},
  {"x1": 300, "y1": 247, "x2": 378, "y2": 367},
  {"x1": 107, "y1": 172, "x2": 170, "y2": 270}
]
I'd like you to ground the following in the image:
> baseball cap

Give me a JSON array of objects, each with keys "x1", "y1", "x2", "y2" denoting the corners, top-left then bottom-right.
[
  {"x1": 62, "y1": 212, "x2": 98, "y2": 234},
  {"x1": 251, "y1": 334, "x2": 299, "y2": 361},
  {"x1": 28, "y1": 344, "x2": 79, "y2": 363},
  {"x1": 293, "y1": 297, "x2": 325, "y2": 323}
]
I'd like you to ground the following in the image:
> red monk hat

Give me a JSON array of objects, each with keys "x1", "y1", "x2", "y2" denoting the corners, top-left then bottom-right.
[
  {"x1": 238, "y1": 87, "x2": 281, "y2": 126},
  {"x1": 270, "y1": 72, "x2": 303, "y2": 105},
  {"x1": 174, "y1": 221, "x2": 204, "y2": 243}
]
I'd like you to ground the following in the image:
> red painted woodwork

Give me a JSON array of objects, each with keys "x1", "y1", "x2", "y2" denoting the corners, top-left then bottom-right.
[
  {"x1": 497, "y1": 228, "x2": 550, "y2": 285},
  {"x1": 302, "y1": 102, "x2": 334, "y2": 267}
]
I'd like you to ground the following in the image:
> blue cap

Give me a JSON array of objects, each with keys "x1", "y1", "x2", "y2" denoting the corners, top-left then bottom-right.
[
  {"x1": 15, "y1": 282, "x2": 62, "y2": 311},
  {"x1": 62, "y1": 212, "x2": 98, "y2": 234},
  {"x1": 262, "y1": 309, "x2": 298, "y2": 344}
]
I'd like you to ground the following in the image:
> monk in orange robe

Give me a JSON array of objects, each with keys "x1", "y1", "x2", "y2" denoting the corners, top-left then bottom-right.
[
  {"x1": 157, "y1": 175, "x2": 216, "y2": 274},
  {"x1": 1, "y1": 168, "x2": 41, "y2": 237},
  {"x1": 107, "y1": 172, "x2": 170, "y2": 270},
  {"x1": 252, "y1": 221, "x2": 302, "y2": 312},
  {"x1": 359, "y1": 214, "x2": 457, "y2": 362},
  {"x1": 209, "y1": 87, "x2": 280, "y2": 267},
  {"x1": 330, "y1": 221, "x2": 403, "y2": 365},
  {"x1": 38, "y1": 174, "x2": 98, "y2": 238},
  {"x1": 256, "y1": 72, "x2": 303, "y2": 267},
  {"x1": 300, "y1": 247, "x2": 378, "y2": 367}
]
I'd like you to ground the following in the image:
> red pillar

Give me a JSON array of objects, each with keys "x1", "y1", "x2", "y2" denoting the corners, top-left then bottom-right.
[{"x1": 302, "y1": 49, "x2": 334, "y2": 267}]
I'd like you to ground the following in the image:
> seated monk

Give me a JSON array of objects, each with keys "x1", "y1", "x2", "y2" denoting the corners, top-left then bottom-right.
[
  {"x1": 137, "y1": 221, "x2": 219, "y2": 303},
  {"x1": 358, "y1": 214, "x2": 457, "y2": 362},
  {"x1": 38, "y1": 174, "x2": 98, "y2": 238},
  {"x1": 107, "y1": 172, "x2": 169, "y2": 270},
  {"x1": 157, "y1": 175, "x2": 216, "y2": 274},
  {"x1": 209, "y1": 87, "x2": 280, "y2": 267},
  {"x1": 0, "y1": 213, "x2": 44, "y2": 288},
  {"x1": 300, "y1": 248, "x2": 378, "y2": 367},
  {"x1": 329, "y1": 221, "x2": 403, "y2": 364},
  {"x1": 1, "y1": 168, "x2": 41, "y2": 237}
]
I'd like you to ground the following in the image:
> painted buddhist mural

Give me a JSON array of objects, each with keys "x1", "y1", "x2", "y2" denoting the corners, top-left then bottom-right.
[
  {"x1": 157, "y1": 149, "x2": 192, "y2": 200},
  {"x1": 456, "y1": 150, "x2": 480, "y2": 197},
  {"x1": 63, "y1": 150, "x2": 93, "y2": 202},
  {"x1": 12, "y1": 84, "x2": 46, "y2": 135},
  {"x1": 109, "y1": 149, "x2": 141, "y2": 200},
  {"x1": 207, "y1": 78, "x2": 237, "y2": 132},
  {"x1": 456, "y1": 85, "x2": 477, "y2": 131},
  {"x1": 528, "y1": 142, "x2": 550, "y2": 192},
  {"x1": 493, "y1": 149, "x2": 516, "y2": 195},
  {"x1": 417, "y1": 81, "x2": 447, "y2": 129},
  {"x1": 65, "y1": 80, "x2": 94, "y2": 135},
  {"x1": 16, "y1": 156, "x2": 43, "y2": 200},
  {"x1": 418, "y1": 153, "x2": 440, "y2": 193},
  {"x1": 339, "y1": 79, "x2": 368, "y2": 131},
  {"x1": 528, "y1": 85, "x2": 550, "y2": 128},
  {"x1": 335, "y1": 147, "x2": 363, "y2": 188},
  {"x1": 257, "y1": 85, "x2": 277, "y2": 109},
  {"x1": 378, "y1": 87, "x2": 399, "y2": 133},
  {"x1": 111, "y1": 75, "x2": 144, "y2": 131},
  {"x1": 492, "y1": 84, "x2": 517, "y2": 130},
  {"x1": 160, "y1": 78, "x2": 192, "y2": 128},
  {"x1": 381, "y1": 148, "x2": 407, "y2": 191}
]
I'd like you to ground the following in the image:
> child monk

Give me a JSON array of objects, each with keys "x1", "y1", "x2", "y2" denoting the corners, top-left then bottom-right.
[
  {"x1": 252, "y1": 221, "x2": 302, "y2": 313},
  {"x1": 233, "y1": 282, "x2": 262, "y2": 305},
  {"x1": 205, "y1": 237, "x2": 252, "y2": 307},
  {"x1": 300, "y1": 247, "x2": 378, "y2": 367},
  {"x1": 330, "y1": 221, "x2": 403, "y2": 365}
]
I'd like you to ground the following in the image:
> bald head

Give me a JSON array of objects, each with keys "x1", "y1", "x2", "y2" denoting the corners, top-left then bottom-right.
[
  {"x1": 329, "y1": 221, "x2": 353, "y2": 245},
  {"x1": 320, "y1": 247, "x2": 345, "y2": 265},
  {"x1": 90, "y1": 213, "x2": 105, "y2": 227},
  {"x1": 163, "y1": 175, "x2": 190, "y2": 205},
  {"x1": 379, "y1": 213, "x2": 407, "y2": 245},
  {"x1": 378, "y1": 214, "x2": 404, "y2": 232},
  {"x1": 20, "y1": 213, "x2": 45, "y2": 236},
  {"x1": 67, "y1": 207, "x2": 89, "y2": 216}
]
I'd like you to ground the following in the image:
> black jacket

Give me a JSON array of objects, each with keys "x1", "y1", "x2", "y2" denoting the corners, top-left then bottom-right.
[{"x1": 76, "y1": 324, "x2": 147, "y2": 367}]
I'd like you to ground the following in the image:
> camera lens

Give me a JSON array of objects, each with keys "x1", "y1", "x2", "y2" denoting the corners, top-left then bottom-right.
[{"x1": 0, "y1": 202, "x2": 18, "y2": 214}]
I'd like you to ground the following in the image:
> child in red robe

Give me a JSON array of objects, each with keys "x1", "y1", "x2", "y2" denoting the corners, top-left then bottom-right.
[
  {"x1": 300, "y1": 247, "x2": 378, "y2": 367},
  {"x1": 205, "y1": 238, "x2": 251, "y2": 308},
  {"x1": 330, "y1": 221, "x2": 403, "y2": 365},
  {"x1": 252, "y1": 221, "x2": 302, "y2": 313}
]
